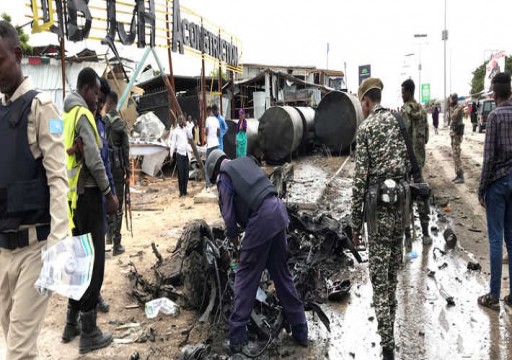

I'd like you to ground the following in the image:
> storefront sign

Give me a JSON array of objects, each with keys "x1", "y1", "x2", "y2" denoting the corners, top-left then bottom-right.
[
  {"x1": 29, "y1": 0, "x2": 241, "y2": 68},
  {"x1": 358, "y1": 64, "x2": 371, "y2": 85}
]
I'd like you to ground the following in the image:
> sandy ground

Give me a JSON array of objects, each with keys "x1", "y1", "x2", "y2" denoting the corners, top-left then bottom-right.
[{"x1": 1, "y1": 114, "x2": 510, "y2": 360}]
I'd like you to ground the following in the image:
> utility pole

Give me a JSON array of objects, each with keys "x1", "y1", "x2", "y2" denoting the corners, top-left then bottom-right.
[
  {"x1": 414, "y1": 34, "x2": 427, "y2": 103},
  {"x1": 326, "y1": 43, "x2": 329, "y2": 70},
  {"x1": 442, "y1": 0, "x2": 448, "y2": 115}
]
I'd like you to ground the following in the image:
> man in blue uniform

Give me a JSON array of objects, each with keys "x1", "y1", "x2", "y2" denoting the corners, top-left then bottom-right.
[
  {"x1": 94, "y1": 78, "x2": 117, "y2": 313},
  {"x1": 205, "y1": 149, "x2": 308, "y2": 354}
]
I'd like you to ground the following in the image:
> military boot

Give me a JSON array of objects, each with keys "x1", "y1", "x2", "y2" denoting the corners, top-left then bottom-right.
[
  {"x1": 421, "y1": 223, "x2": 432, "y2": 246},
  {"x1": 113, "y1": 234, "x2": 125, "y2": 256},
  {"x1": 62, "y1": 303, "x2": 80, "y2": 343},
  {"x1": 382, "y1": 347, "x2": 395, "y2": 360},
  {"x1": 79, "y1": 309, "x2": 112, "y2": 354},
  {"x1": 453, "y1": 172, "x2": 465, "y2": 184},
  {"x1": 97, "y1": 294, "x2": 110, "y2": 313}
]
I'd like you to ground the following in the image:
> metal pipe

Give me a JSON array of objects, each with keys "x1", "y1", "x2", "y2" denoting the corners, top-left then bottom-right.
[{"x1": 117, "y1": 47, "x2": 151, "y2": 112}]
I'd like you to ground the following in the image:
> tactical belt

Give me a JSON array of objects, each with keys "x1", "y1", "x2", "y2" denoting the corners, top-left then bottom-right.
[
  {"x1": 0, "y1": 225, "x2": 50, "y2": 250},
  {"x1": 365, "y1": 179, "x2": 410, "y2": 236}
]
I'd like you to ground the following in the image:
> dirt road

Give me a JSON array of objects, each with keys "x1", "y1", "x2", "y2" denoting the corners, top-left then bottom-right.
[{"x1": 1, "y1": 117, "x2": 511, "y2": 360}]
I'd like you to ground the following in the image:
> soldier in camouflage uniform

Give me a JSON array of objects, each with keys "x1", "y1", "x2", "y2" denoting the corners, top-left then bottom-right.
[
  {"x1": 449, "y1": 93, "x2": 465, "y2": 184},
  {"x1": 401, "y1": 79, "x2": 431, "y2": 245},
  {"x1": 352, "y1": 78, "x2": 410, "y2": 360}
]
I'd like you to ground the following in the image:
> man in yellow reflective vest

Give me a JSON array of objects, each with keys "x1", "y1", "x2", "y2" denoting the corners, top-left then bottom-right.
[{"x1": 61, "y1": 67, "x2": 118, "y2": 354}]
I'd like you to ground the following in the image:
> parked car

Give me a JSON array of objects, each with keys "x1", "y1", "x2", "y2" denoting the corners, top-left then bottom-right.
[{"x1": 477, "y1": 99, "x2": 496, "y2": 133}]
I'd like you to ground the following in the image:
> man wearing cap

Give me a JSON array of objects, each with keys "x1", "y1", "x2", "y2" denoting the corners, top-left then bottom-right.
[
  {"x1": 400, "y1": 79, "x2": 431, "y2": 245},
  {"x1": 205, "y1": 149, "x2": 308, "y2": 354},
  {"x1": 352, "y1": 78, "x2": 410, "y2": 360},
  {"x1": 449, "y1": 93, "x2": 465, "y2": 184}
]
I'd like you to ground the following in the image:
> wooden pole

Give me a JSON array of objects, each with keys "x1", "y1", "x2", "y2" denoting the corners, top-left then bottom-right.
[
  {"x1": 230, "y1": 70, "x2": 235, "y2": 119},
  {"x1": 201, "y1": 18, "x2": 207, "y2": 146},
  {"x1": 150, "y1": 48, "x2": 205, "y2": 180},
  {"x1": 150, "y1": 47, "x2": 179, "y2": 127},
  {"x1": 60, "y1": 36, "x2": 66, "y2": 101},
  {"x1": 218, "y1": 61, "x2": 223, "y2": 115},
  {"x1": 165, "y1": 1, "x2": 176, "y2": 98},
  {"x1": 218, "y1": 31, "x2": 223, "y2": 115}
]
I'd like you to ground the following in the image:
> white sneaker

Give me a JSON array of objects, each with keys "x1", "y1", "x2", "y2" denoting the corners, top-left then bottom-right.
[{"x1": 206, "y1": 187, "x2": 211, "y2": 193}]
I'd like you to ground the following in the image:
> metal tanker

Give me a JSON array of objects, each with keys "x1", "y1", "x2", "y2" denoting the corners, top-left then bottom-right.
[
  {"x1": 314, "y1": 91, "x2": 363, "y2": 154},
  {"x1": 258, "y1": 106, "x2": 315, "y2": 164}
]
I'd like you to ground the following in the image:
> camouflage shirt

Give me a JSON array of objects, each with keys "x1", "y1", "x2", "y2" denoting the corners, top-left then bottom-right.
[
  {"x1": 401, "y1": 99, "x2": 429, "y2": 167},
  {"x1": 351, "y1": 104, "x2": 411, "y2": 232},
  {"x1": 449, "y1": 103, "x2": 464, "y2": 137}
]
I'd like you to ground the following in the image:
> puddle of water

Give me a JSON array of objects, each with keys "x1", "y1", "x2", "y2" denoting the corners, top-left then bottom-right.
[
  {"x1": 303, "y1": 174, "x2": 512, "y2": 360},
  {"x1": 286, "y1": 163, "x2": 328, "y2": 205}
]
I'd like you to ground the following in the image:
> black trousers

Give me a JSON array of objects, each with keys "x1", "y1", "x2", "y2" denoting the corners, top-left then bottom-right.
[
  {"x1": 108, "y1": 168, "x2": 125, "y2": 244},
  {"x1": 177, "y1": 153, "x2": 189, "y2": 196},
  {"x1": 69, "y1": 187, "x2": 105, "y2": 312}
]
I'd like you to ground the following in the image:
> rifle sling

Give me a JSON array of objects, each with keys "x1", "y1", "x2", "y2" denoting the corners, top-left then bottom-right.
[{"x1": 393, "y1": 113, "x2": 422, "y2": 183}]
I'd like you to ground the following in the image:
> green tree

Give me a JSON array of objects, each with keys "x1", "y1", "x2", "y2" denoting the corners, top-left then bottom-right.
[
  {"x1": 1, "y1": 12, "x2": 32, "y2": 54},
  {"x1": 470, "y1": 56, "x2": 512, "y2": 95}
]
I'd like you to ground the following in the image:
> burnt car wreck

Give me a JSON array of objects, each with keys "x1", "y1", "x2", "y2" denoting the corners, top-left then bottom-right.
[{"x1": 128, "y1": 207, "x2": 360, "y2": 358}]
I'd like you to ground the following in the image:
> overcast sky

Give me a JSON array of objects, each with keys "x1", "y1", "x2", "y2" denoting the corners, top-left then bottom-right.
[{"x1": 3, "y1": 0, "x2": 512, "y2": 108}]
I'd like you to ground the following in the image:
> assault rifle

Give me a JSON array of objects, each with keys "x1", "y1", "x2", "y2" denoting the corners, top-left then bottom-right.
[
  {"x1": 125, "y1": 181, "x2": 133, "y2": 237},
  {"x1": 393, "y1": 113, "x2": 431, "y2": 229}
]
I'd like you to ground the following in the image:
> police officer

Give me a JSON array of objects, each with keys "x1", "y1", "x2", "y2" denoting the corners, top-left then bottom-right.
[
  {"x1": 205, "y1": 149, "x2": 308, "y2": 354},
  {"x1": 0, "y1": 20, "x2": 69, "y2": 360},
  {"x1": 401, "y1": 79, "x2": 431, "y2": 245},
  {"x1": 449, "y1": 93, "x2": 465, "y2": 184},
  {"x1": 61, "y1": 67, "x2": 118, "y2": 354},
  {"x1": 104, "y1": 91, "x2": 129, "y2": 256},
  {"x1": 352, "y1": 78, "x2": 410, "y2": 360},
  {"x1": 95, "y1": 78, "x2": 116, "y2": 314}
]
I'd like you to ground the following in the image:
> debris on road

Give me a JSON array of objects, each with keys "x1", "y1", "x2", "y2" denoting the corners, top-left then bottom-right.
[{"x1": 467, "y1": 261, "x2": 482, "y2": 271}]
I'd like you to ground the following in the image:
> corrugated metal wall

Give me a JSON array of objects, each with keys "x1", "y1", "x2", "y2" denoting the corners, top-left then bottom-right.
[{"x1": 21, "y1": 58, "x2": 106, "y2": 112}]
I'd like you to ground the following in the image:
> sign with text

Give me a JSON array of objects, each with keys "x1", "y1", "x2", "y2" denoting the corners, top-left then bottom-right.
[
  {"x1": 28, "y1": 0, "x2": 242, "y2": 71},
  {"x1": 358, "y1": 64, "x2": 371, "y2": 85},
  {"x1": 421, "y1": 83, "x2": 430, "y2": 104},
  {"x1": 484, "y1": 51, "x2": 506, "y2": 93}
]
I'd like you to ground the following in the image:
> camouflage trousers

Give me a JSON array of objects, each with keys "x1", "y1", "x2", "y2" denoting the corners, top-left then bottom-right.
[
  {"x1": 368, "y1": 204, "x2": 403, "y2": 350},
  {"x1": 451, "y1": 135, "x2": 463, "y2": 175}
]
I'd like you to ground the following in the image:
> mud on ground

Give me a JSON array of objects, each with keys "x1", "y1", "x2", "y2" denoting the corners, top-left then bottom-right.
[{"x1": 1, "y1": 118, "x2": 511, "y2": 360}]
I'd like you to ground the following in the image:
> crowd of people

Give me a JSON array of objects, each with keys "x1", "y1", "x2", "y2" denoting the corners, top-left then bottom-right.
[{"x1": 1, "y1": 18, "x2": 511, "y2": 360}]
